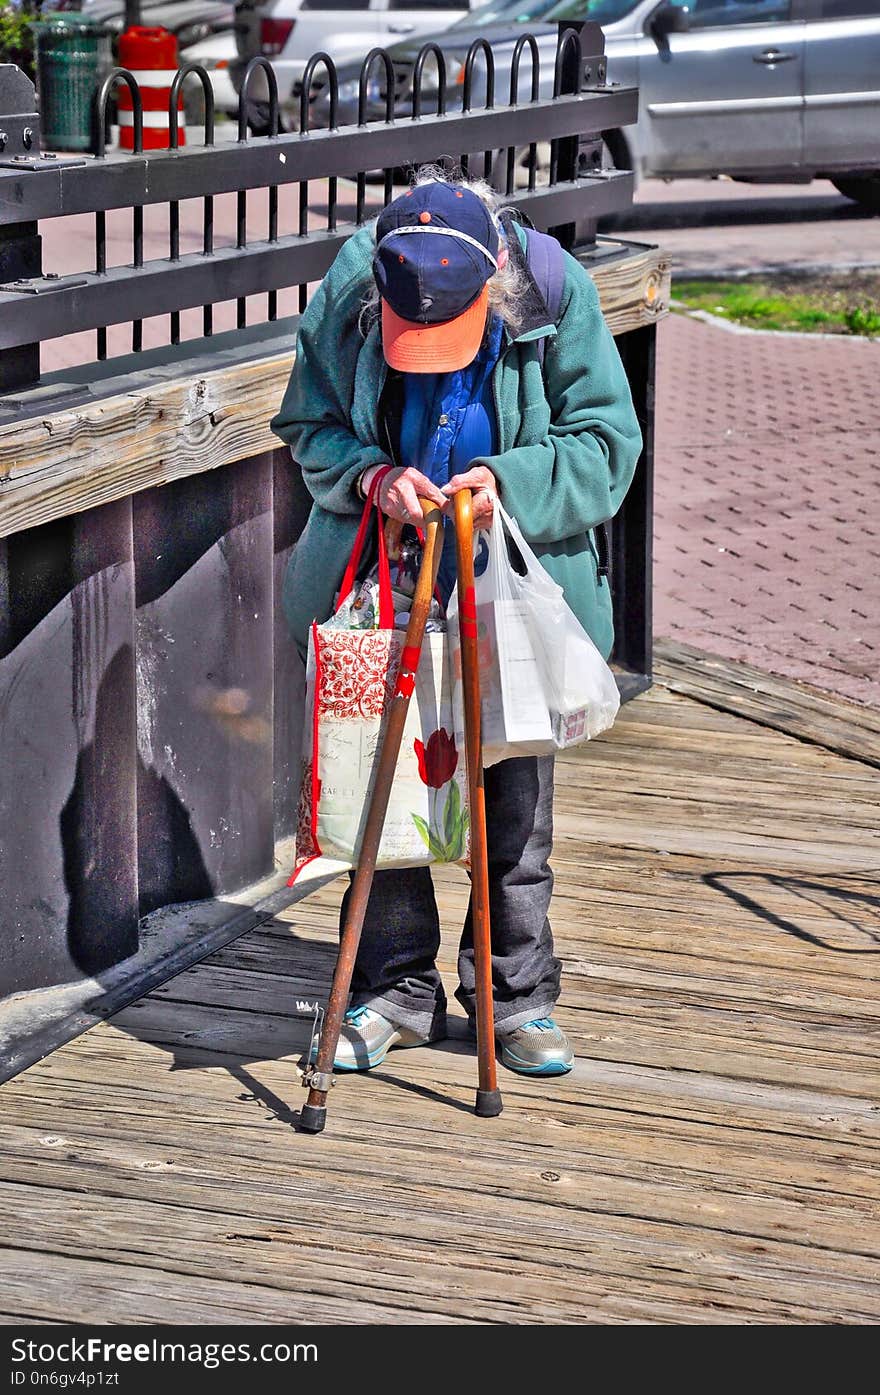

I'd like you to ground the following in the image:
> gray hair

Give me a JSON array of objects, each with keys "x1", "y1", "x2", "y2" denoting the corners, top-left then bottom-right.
[{"x1": 358, "y1": 165, "x2": 529, "y2": 339}]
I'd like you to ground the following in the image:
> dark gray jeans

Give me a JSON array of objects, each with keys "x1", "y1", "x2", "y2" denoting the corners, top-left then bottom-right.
[{"x1": 341, "y1": 754, "x2": 560, "y2": 1039}]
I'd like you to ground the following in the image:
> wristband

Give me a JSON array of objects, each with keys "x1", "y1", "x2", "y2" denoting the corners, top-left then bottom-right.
[{"x1": 360, "y1": 463, "x2": 391, "y2": 501}]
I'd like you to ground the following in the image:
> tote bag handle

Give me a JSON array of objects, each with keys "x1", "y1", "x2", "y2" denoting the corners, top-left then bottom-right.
[{"x1": 336, "y1": 466, "x2": 394, "y2": 629}]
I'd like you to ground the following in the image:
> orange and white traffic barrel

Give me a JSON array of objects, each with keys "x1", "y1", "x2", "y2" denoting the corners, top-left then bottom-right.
[{"x1": 117, "y1": 26, "x2": 183, "y2": 151}]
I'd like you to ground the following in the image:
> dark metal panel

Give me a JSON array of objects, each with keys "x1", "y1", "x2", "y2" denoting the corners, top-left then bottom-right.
[
  {"x1": 0, "y1": 498, "x2": 139, "y2": 995},
  {"x1": 272, "y1": 446, "x2": 311, "y2": 842},
  {"x1": 133, "y1": 454, "x2": 275, "y2": 915},
  {"x1": 0, "y1": 62, "x2": 40, "y2": 163},
  {"x1": 0, "y1": 176, "x2": 633, "y2": 350},
  {"x1": 0, "y1": 537, "x2": 8, "y2": 655},
  {"x1": 0, "y1": 222, "x2": 40, "y2": 389},
  {"x1": 609, "y1": 323, "x2": 655, "y2": 688},
  {"x1": 615, "y1": 670, "x2": 651, "y2": 705},
  {"x1": 0, "y1": 87, "x2": 639, "y2": 224}
]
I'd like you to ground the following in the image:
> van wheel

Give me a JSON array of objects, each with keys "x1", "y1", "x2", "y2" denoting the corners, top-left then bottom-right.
[
  {"x1": 831, "y1": 175, "x2": 880, "y2": 215},
  {"x1": 488, "y1": 133, "x2": 623, "y2": 194},
  {"x1": 596, "y1": 131, "x2": 628, "y2": 233}
]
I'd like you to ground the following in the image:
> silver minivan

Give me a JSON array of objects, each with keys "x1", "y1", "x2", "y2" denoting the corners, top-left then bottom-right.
[
  {"x1": 344, "y1": 0, "x2": 880, "y2": 212},
  {"x1": 551, "y1": 0, "x2": 880, "y2": 211}
]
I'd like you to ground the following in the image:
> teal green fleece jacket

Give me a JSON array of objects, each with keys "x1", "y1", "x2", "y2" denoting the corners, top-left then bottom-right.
[{"x1": 270, "y1": 222, "x2": 642, "y2": 660}]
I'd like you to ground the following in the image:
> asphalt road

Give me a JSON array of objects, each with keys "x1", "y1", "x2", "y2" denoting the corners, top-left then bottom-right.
[{"x1": 613, "y1": 176, "x2": 879, "y2": 276}]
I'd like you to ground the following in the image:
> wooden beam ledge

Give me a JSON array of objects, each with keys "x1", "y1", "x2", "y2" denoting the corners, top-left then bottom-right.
[{"x1": 0, "y1": 241, "x2": 669, "y2": 541}]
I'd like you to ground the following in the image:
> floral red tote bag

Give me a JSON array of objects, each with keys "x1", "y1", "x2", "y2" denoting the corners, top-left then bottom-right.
[{"x1": 289, "y1": 485, "x2": 468, "y2": 883}]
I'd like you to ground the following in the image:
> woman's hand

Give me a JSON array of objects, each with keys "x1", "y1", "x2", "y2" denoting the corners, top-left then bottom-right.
[
  {"x1": 442, "y1": 466, "x2": 497, "y2": 529},
  {"x1": 377, "y1": 467, "x2": 447, "y2": 527}
]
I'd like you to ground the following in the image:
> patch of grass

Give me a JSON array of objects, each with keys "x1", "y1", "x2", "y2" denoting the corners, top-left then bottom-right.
[
  {"x1": 845, "y1": 305, "x2": 880, "y2": 337},
  {"x1": 673, "y1": 276, "x2": 880, "y2": 337}
]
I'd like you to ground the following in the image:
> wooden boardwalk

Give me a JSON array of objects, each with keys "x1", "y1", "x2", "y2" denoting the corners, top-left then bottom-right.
[{"x1": 1, "y1": 653, "x2": 879, "y2": 1324}]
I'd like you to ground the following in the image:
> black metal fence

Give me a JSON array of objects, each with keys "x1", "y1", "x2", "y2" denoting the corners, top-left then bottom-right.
[
  {"x1": 0, "y1": 26, "x2": 653, "y2": 1017},
  {"x1": 0, "y1": 24, "x2": 634, "y2": 386}
]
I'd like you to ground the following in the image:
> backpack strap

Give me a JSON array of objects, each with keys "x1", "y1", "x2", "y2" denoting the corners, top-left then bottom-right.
[
  {"x1": 498, "y1": 209, "x2": 566, "y2": 370},
  {"x1": 502, "y1": 212, "x2": 611, "y2": 580},
  {"x1": 522, "y1": 225, "x2": 566, "y2": 368}
]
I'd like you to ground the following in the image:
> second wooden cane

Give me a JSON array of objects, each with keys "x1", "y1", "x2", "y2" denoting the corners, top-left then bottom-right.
[{"x1": 454, "y1": 489, "x2": 503, "y2": 1118}]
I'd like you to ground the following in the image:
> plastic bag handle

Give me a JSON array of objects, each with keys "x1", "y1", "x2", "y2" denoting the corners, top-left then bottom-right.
[
  {"x1": 494, "y1": 499, "x2": 563, "y2": 597},
  {"x1": 336, "y1": 466, "x2": 394, "y2": 628}
]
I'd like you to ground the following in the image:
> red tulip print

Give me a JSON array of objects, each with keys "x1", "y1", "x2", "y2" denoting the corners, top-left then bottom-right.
[
  {"x1": 414, "y1": 728, "x2": 458, "y2": 789},
  {"x1": 411, "y1": 728, "x2": 468, "y2": 862}
]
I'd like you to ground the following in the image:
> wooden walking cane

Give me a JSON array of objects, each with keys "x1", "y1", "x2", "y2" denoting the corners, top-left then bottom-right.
[
  {"x1": 299, "y1": 497, "x2": 444, "y2": 1134},
  {"x1": 454, "y1": 489, "x2": 503, "y2": 1119}
]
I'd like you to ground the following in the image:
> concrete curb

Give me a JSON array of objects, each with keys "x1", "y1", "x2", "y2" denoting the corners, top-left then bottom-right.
[{"x1": 673, "y1": 259, "x2": 880, "y2": 281}]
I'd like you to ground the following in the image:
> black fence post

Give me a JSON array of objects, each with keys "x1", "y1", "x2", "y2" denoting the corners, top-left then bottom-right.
[
  {"x1": 272, "y1": 448, "x2": 312, "y2": 843},
  {"x1": 551, "y1": 21, "x2": 609, "y2": 252},
  {"x1": 609, "y1": 324, "x2": 655, "y2": 697},
  {"x1": 0, "y1": 66, "x2": 41, "y2": 391}
]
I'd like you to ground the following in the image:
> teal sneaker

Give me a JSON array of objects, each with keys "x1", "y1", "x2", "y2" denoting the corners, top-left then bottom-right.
[
  {"x1": 498, "y1": 1018, "x2": 574, "y2": 1076},
  {"x1": 313, "y1": 1005, "x2": 433, "y2": 1072}
]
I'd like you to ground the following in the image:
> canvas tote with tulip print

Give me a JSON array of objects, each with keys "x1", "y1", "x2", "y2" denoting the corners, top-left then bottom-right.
[
  {"x1": 289, "y1": 483, "x2": 469, "y2": 883},
  {"x1": 289, "y1": 627, "x2": 469, "y2": 882}
]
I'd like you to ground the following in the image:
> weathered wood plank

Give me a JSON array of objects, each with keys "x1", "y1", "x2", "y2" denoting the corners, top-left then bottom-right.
[
  {"x1": 1, "y1": 681, "x2": 877, "y2": 1324},
  {"x1": 0, "y1": 1247, "x2": 450, "y2": 1326},
  {"x1": 655, "y1": 638, "x2": 880, "y2": 770},
  {"x1": 0, "y1": 244, "x2": 667, "y2": 541},
  {"x1": 0, "y1": 1167, "x2": 876, "y2": 1324},
  {"x1": 581, "y1": 241, "x2": 671, "y2": 336},
  {"x1": 0, "y1": 354, "x2": 292, "y2": 540}
]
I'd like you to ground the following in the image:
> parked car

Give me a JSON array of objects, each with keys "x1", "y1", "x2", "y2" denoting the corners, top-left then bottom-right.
[
  {"x1": 260, "y1": 0, "x2": 482, "y2": 112},
  {"x1": 316, "y1": 0, "x2": 880, "y2": 213},
  {"x1": 185, "y1": 0, "x2": 556, "y2": 124},
  {"x1": 319, "y1": 0, "x2": 561, "y2": 125},
  {"x1": 51, "y1": 0, "x2": 236, "y2": 48},
  {"x1": 179, "y1": 1, "x2": 272, "y2": 116}
]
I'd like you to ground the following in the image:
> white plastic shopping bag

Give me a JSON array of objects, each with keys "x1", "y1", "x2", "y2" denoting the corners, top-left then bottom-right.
[
  {"x1": 290, "y1": 485, "x2": 468, "y2": 884},
  {"x1": 447, "y1": 500, "x2": 620, "y2": 766},
  {"x1": 447, "y1": 511, "x2": 554, "y2": 765}
]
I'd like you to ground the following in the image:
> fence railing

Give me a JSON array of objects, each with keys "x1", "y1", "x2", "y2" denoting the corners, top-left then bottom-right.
[{"x1": 0, "y1": 22, "x2": 635, "y2": 386}]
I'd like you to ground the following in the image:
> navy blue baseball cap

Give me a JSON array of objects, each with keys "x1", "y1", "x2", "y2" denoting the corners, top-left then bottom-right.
[{"x1": 372, "y1": 182, "x2": 501, "y2": 372}]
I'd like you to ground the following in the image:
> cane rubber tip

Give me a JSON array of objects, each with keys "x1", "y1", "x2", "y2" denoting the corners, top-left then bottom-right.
[
  {"x1": 299, "y1": 1104, "x2": 327, "y2": 1134},
  {"x1": 475, "y1": 1088, "x2": 503, "y2": 1118}
]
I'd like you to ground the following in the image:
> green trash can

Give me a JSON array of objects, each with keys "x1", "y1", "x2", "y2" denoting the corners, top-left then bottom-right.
[{"x1": 35, "y1": 14, "x2": 112, "y2": 153}]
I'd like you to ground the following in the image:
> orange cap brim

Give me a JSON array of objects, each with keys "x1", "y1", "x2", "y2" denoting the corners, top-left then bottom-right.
[{"x1": 381, "y1": 286, "x2": 489, "y2": 373}]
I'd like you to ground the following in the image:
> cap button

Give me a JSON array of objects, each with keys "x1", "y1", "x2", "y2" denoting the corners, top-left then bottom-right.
[{"x1": 419, "y1": 211, "x2": 432, "y2": 224}]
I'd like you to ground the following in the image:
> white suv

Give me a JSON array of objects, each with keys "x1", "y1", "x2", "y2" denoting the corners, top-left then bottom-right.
[{"x1": 263, "y1": 0, "x2": 477, "y2": 103}]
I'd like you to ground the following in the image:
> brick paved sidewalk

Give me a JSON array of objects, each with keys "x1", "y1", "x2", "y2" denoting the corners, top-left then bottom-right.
[{"x1": 654, "y1": 312, "x2": 880, "y2": 708}]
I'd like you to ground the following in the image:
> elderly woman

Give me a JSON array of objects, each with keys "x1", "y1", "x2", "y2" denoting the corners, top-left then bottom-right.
[{"x1": 271, "y1": 173, "x2": 642, "y2": 1078}]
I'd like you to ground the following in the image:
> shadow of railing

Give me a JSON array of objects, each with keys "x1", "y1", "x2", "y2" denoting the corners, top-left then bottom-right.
[{"x1": 704, "y1": 871, "x2": 880, "y2": 954}]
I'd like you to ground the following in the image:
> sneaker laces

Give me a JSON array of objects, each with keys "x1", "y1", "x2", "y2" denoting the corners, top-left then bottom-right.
[
  {"x1": 344, "y1": 1005, "x2": 372, "y2": 1028},
  {"x1": 522, "y1": 1017, "x2": 557, "y2": 1033}
]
